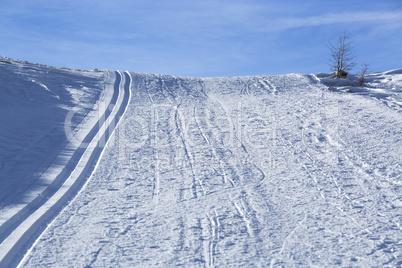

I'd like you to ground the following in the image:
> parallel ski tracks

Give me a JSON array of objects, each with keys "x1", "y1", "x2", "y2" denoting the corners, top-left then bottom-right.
[{"x1": 0, "y1": 71, "x2": 132, "y2": 268}]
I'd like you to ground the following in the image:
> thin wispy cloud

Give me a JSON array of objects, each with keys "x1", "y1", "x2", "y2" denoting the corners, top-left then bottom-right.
[{"x1": 263, "y1": 10, "x2": 402, "y2": 32}]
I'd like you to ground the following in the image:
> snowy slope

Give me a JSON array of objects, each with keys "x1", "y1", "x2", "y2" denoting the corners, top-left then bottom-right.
[
  {"x1": 0, "y1": 59, "x2": 130, "y2": 266},
  {"x1": 0, "y1": 59, "x2": 109, "y2": 210},
  {"x1": 9, "y1": 69, "x2": 401, "y2": 267}
]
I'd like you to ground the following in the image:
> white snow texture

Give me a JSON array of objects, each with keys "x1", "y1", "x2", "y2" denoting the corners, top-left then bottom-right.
[{"x1": 0, "y1": 58, "x2": 401, "y2": 267}]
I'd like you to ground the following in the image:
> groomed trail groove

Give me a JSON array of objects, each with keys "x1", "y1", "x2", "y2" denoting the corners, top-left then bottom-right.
[{"x1": 0, "y1": 71, "x2": 132, "y2": 268}]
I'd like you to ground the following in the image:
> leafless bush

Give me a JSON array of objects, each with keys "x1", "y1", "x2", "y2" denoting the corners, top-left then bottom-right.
[
  {"x1": 329, "y1": 32, "x2": 356, "y2": 78},
  {"x1": 357, "y1": 63, "x2": 369, "y2": 86}
]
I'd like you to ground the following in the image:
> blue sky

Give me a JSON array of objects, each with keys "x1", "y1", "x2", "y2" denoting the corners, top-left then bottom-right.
[{"x1": 1, "y1": 0, "x2": 401, "y2": 77}]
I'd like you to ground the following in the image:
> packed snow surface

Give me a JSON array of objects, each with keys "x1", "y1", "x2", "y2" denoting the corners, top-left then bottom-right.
[
  {"x1": 0, "y1": 60, "x2": 401, "y2": 267},
  {"x1": 0, "y1": 61, "x2": 111, "y2": 225}
]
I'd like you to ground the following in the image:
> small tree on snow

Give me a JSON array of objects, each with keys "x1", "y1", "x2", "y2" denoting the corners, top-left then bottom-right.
[
  {"x1": 357, "y1": 63, "x2": 369, "y2": 86},
  {"x1": 329, "y1": 32, "x2": 356, "y2": 78}
]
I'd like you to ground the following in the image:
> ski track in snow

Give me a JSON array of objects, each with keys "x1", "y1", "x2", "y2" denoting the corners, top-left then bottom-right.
[
  {"x1": 0, "y1": 63, "x2": 401, "y2": 267},
  {"x1": 0, "y1": 68, "x2": 132, "y2": 267},
  {"x1": 0, "y1": 71, "x2": 119, "y2": 245}
]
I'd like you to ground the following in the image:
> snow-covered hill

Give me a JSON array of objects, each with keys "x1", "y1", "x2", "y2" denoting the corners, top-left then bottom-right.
[
  {"x1": 0, "y1": 59, "x2": 401, "y2": 267},
  {"x1": 0, "y1": 59, "x2": 106, "y2": 206}
]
